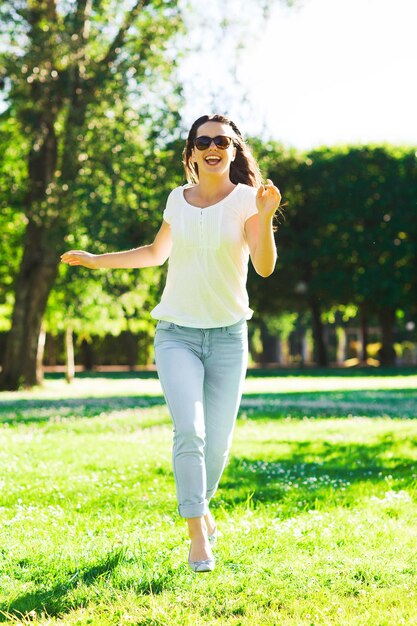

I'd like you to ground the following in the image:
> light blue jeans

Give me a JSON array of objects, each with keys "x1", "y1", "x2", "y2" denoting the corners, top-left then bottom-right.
[{"x1": 154, "y1": 319, "x2": 248, "y2": 518}]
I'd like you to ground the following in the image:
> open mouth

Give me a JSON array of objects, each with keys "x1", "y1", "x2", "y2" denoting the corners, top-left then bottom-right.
[{"x1": 204, "y1": 155, "x2": 221, "y2": 165}]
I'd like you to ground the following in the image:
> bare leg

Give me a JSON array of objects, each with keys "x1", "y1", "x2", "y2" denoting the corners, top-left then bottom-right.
[
  {"x1": 204, "y1": 509, "x2": 216, "y2": 536},
  {"x1": 187, "y1": 517, "x2": 213, "y2": 562}
]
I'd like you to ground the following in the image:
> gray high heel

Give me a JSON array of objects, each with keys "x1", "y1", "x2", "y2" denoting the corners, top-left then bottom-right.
[{"x1": 188, "y1": 546, "x2": 215, "y2": 573}]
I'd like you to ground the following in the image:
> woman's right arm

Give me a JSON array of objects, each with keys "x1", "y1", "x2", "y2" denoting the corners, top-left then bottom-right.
[{"x1": 60, "y1": 220, "x2": 172, "y2": 269}]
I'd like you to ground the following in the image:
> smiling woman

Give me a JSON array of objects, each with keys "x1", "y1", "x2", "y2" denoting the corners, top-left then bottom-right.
[
  {"x1": 182, "y1": 115, "x2": 262, "y2": 190},
  {"x1": 61, "y1": 113, "x2": 282, "y2": 574}
]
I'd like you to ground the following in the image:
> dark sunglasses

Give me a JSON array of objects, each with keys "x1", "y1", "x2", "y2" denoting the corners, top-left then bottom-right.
[{"x1": 194, "y1": 135, "x2": 234, "y2": 151}]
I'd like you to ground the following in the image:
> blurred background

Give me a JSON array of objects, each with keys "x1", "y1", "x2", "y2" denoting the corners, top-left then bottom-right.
[{"x1": 1, "y1": 0, "x2": 416, "y2": 390}]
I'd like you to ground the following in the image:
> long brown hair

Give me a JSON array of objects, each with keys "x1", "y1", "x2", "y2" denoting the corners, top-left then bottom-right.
[{"x1": 183, "y1": 114, "x2": 262, "y2": 187}]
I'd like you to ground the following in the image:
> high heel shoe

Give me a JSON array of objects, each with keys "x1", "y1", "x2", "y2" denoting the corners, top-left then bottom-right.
[{"x1": 188, "y1": 545, "x2": 215, "y2": 573}]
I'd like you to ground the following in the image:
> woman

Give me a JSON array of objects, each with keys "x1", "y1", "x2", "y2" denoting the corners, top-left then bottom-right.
[{"x1": 61, "y1": 114, "x2": 281, "y2": 573}]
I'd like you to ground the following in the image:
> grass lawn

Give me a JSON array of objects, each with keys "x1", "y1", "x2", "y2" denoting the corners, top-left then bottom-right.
[{"x1": 1, "y1": 369, "x2": 417, "y2": 625}]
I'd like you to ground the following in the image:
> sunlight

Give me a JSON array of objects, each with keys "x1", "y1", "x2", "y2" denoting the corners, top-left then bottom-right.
[{"x1": 239, "y1": 0, "x2": 417, "y2": 147}]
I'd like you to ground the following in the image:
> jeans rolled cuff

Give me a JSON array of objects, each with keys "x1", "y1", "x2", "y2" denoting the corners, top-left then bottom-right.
[{"x1": 178, "y1": 500, "x2": 209, "y2": 519}]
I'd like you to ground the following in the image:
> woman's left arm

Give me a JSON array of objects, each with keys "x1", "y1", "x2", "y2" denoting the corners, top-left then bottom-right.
[{"x1": 245, "y1": 179, "x2": 281, "y2": 278}]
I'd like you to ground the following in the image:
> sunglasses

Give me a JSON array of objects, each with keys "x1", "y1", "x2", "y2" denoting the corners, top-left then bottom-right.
[{"x1": 194, "y1": 135, "x2": 234, "y2": 151}]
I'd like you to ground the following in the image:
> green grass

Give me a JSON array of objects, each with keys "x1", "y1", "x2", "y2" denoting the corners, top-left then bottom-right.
[{"x1": 1, "y1": 370, "x2": 417, "y2": 625}]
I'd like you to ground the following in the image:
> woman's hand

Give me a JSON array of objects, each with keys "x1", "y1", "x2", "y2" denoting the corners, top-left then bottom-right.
[
  {"x1": 60, "y1": 250, "x2": 99, "y2": 269},
  {"x1": 256, "y1": 179, "x2": 281, "y2": 219}
]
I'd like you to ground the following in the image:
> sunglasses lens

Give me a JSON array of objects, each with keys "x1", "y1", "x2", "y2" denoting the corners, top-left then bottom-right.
[
  {"x1": 194, "y1": 136, "x2": 212, "y2": 150},
  {"x1": 214, "y1": 136, "x2": 232, "y2": 149},
  {"x1": 194, "y1": 135, "x2": 233, "y2": 150}
]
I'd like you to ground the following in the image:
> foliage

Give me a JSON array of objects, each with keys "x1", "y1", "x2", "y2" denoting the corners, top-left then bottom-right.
[
  {"x1": 0, "y1": 115, "x2": 28, "y2": 329},
  {"x1": 1, "y1": 7, "x2": 417, "y2": 368},
  {"x1": 46, "y1": 128, "x2": 185, "y2": 341},
  {"x1": 248, "y1": 142, "x2": 417, "y2": 363},
  {"x1": 0, "y1": 0, "x2": 185, "y2": 387}
]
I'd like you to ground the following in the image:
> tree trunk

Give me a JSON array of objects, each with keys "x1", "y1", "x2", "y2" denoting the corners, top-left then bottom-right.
[
  {"x1": 0, "y1": 223, "x2": 59, "y2": 389},
  {"x1": 121, "y1": 328, "x2": 139, "y2": 371},
  {"x1": 310, "y1": 298, "x2": 328, "y2": 367},
  {"x1": 259, "y1": 321, "x2": 279, "y2": 364},
  {"x1": 301, "y1": 328, "x2": 313, "y2": 365},
  {"x1": 36, "y1": 324, "x2": 46, "y2": 386},
  {"x1": 81, "y1": 339, "x2": 94, "y2": 371},
  {"x1": 300, "y1": 330, "x2": 307, "y2": 365},
  {"x1": 336, "y1": 326, "x2": 347, "y2": 365},
  {"x1": 65, "y1": 326, "x2": 75, "y2": 384},
  {"x1": 0, "y1": 73, "x2": 86, "y2": 390},
  {"x1": 359, "y1": 306, "x2": 369, "y2": 362},
  {"x1": 278, "y1": 336, "x2": 289, "y2": 366},
  {"x1": 378, "y1": 308, "x2": 396, "y2": 366}
]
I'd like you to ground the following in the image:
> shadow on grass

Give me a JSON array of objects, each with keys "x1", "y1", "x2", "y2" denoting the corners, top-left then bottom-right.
[
  {"x1": 0, "y1": 549, "x2": 125, "y2": 621},
  {"x1": 240, "y1": 388, "x2": 417, "y2": 420},
  {"x1": 1, "y1": 386, "x2": 417, "y2": 425},
  {"x1": 44, "y1": 370, "x2": 160, "y2": 380},
  {"x1": 220, "y1": 436, "x2": 417, "y2": 512},
  {"x1": 246, "y1": 366, "x2": 417, "y2": 378},
  {"x1": 0, "y1": 395, "x2": 166, "y2": 425},
  {"x1": 42, "y1": 367, "x2": 417, "y2": 381},
  {"x1": 0, "y1": 547, "x2": 168, "y2": 622}
]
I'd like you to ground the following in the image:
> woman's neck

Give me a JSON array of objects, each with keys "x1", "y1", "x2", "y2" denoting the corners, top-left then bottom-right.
[{"x1": 195, "y1": 173, "x2": 235, "y2": 201}]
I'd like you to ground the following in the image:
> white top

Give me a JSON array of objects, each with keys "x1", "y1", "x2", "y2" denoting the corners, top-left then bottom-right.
[{"x1": 151, "y1": 182, "x2": 259, "y2": 328}]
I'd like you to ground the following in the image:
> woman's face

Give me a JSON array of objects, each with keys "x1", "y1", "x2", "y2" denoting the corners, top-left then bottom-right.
[{"x1": 191, "y1": 121, "x2": 237, "y2": 179}]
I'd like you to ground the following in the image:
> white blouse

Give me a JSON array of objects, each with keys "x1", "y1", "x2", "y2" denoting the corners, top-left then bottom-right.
[{"x1": 151, "y1": 183, "x2": 259, "y2": 328}]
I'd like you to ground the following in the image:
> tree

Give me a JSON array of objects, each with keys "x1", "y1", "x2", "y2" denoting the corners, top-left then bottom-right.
[
  {"x1": 250, "y1": 142, "x2": 417, "y2": 366},
  {"x1": 0, "y1": 116, "x2": 27, "y2": 331},
  {"x1": 0, "y1": 0, "x2": 182, "y2": 389},
  {"x1": 42, "y1": 129, "x2": 185, "y2": 376},
  {"x1": 249, "y1": 140, "x2": 334, "y2": 365},
  {"x1": 310, "y1": 146, "x2": 416, "y2": 365}
]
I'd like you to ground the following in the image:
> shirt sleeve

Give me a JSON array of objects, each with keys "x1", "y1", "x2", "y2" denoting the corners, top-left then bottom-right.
[
  {"x1": 162, "y1": 188, "x2": 178, "y2": 225},
  {"x1": 244, "y1": 185, "x2": 259, "y2": 222}
]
